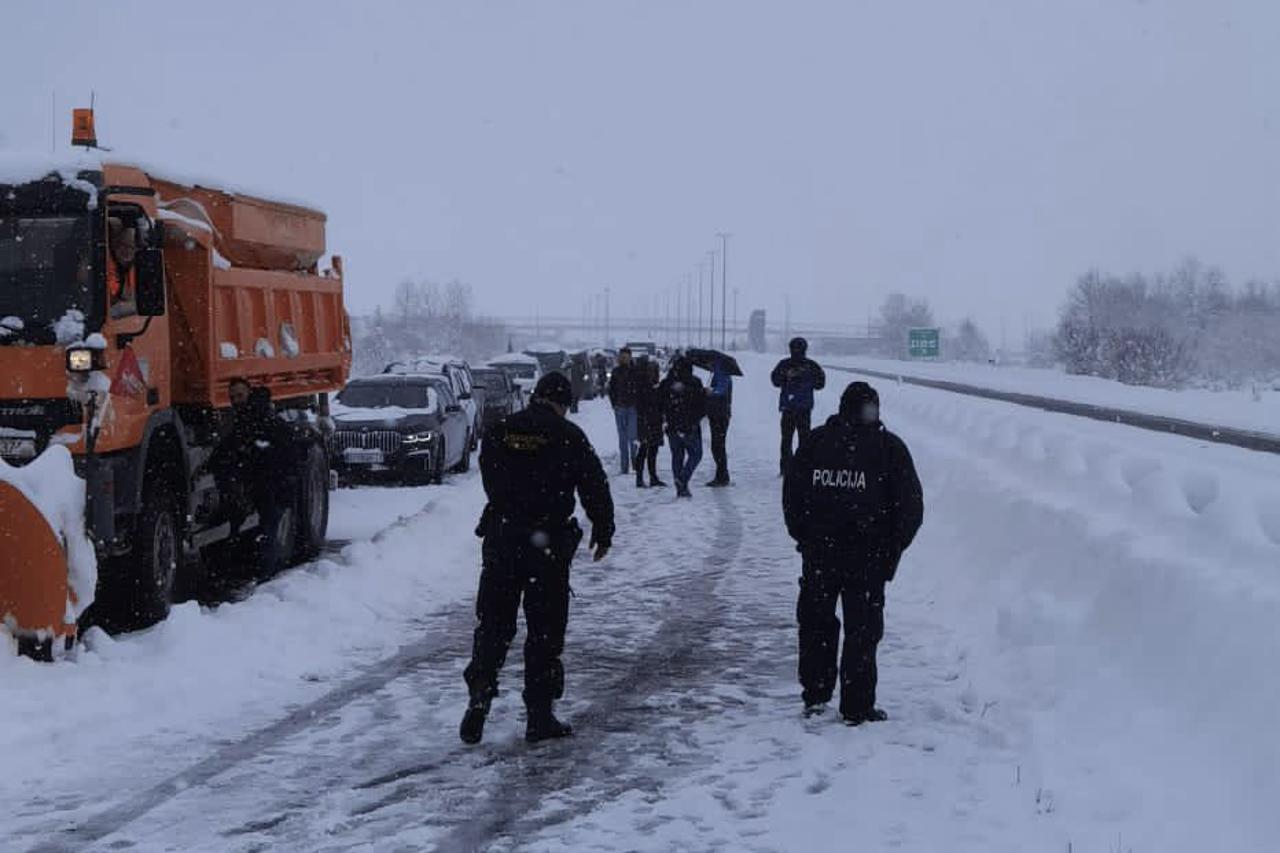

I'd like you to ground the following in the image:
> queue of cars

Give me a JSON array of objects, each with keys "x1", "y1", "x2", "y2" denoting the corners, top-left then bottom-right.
[
  {"x1": 329, "y1": 355, "x2": 537, "y2": 486},
  {"x1": 328, "y1": 345, "x2": 680, "y2": 488}
]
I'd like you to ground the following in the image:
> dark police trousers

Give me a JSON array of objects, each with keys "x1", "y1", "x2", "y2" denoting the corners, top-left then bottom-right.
[
  {"x1": 780, "y1": 409, "x2": 813, "y2": 473},
  {"x1": 796, "y1": 543, "x2": 888, "y2": 716},
  {"x1": 464, "y1": 520, "x2": 581, "y2": 711},
  {"x1": 707, "y1": 398, "x2": 731, "y2": 481}
]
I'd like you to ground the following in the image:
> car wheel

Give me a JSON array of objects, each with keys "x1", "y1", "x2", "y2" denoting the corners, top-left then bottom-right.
[
  {"x1": 431, "y1": 442, "x2": 447, "y2": 484},
  {"x1": 454, "y1": 435, "x2": 472, "y2": 473}
]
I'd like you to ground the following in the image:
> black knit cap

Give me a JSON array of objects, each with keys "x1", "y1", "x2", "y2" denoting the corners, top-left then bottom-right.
[
  {"x1": 533, "y1": 372, "x2": 574, "y2": 407},
  {"x1": 839, "y1": 381, "x2": 880, "y2": 424}
]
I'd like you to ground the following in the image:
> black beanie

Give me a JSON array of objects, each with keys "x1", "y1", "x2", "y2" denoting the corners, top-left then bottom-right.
[
  {"x1": 839, "y1": 381, "x2": 880, "y2": 424},
  {"x1": 789, "y1": 337, "x2": 808, "y2": 355},
  {"x1": 533, "y1": 372, "x2": 574, "y2": 407}
]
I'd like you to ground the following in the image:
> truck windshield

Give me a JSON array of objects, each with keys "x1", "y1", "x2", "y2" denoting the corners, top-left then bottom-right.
[
  {"x1": 0, "y1": 215, "x2": 93, "y2": 344},
  {"x1": 338, "y1": 383, "x2": 435, "y2": 411}
]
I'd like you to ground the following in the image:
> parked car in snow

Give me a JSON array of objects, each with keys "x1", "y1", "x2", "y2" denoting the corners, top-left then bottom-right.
[
  {"x1": 486, "y1": 354, "x2": 542, "y2": 407},
  {"x1": 383, "y1": 356, "x2": 483, "y2": 451},
  {"x1": 471, "y1": 367, "x2": 522, "y2": 429},
  {"x1": 330, "y1": 375, "x2": 471, "y2": 485}
]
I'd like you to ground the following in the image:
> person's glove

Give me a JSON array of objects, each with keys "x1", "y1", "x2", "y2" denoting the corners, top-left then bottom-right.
[{"x1": 589, "y1": 531, "x2": 611, "y2": 562}]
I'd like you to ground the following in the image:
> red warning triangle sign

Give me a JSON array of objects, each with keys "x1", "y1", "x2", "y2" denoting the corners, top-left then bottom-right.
[{"x1": 110, "y1": 348, "x2": 147, "y2": 398}]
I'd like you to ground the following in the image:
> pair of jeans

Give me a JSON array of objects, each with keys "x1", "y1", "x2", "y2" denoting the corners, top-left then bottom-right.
[
  {"x1": 614, "y1": 406, "x2": 639, "y2": 473},
  {"x1": 668, "y1": 428, "x2": 703, "y2": 488},
  {"x1": 707, "y1": 398, "x2": 731, "y2": 481},
  {"x1": 780, "y1": 409, "x2": 813, "y2": 474}
]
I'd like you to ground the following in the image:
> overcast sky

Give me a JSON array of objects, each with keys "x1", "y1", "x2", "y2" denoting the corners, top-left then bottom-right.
[{"x1": 3, "y1": 0, "x2": 1279, "y2": 338}]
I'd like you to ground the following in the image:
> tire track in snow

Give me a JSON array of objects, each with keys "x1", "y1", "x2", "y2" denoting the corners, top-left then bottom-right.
[
  {"x1": 424, "y1": 483, "x2": 746, "y2": 852},
  {"x1": 23, "y1": 496, "x2": 475, "y2": 853}
]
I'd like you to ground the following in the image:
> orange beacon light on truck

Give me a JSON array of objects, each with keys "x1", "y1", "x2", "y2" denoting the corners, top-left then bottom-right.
[{"x1": 72, "y1": 109, "x2": 97, "y2": 148}]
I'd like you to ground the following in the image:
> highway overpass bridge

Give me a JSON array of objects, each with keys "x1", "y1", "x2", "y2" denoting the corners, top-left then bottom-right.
[{"x1": 493, "y1": 316, "x2": 884, "y2": 355}]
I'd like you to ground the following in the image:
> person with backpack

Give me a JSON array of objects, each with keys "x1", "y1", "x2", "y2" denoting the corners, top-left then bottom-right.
[
  {"x1": 783, "y1": 382, "x2": 924, "y2": 726},
  {"x1": 770, "y1": 337, "x2": 826, "y2": 476}
]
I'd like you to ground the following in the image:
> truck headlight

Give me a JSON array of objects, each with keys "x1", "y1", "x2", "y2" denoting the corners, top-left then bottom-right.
[{"x1": 66, "y1": 347, "x2": 104, "y2": 373}]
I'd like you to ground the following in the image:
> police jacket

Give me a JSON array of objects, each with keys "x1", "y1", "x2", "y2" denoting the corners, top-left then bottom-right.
[
  {"x1": 783, "y1": 415, "x2": 923, "y2": 562},
  {"x1": 479, "y1": 401, "x2": 615, "y2": 547},
  {"x1": 770, "y1": 356, "x2": 826, "y2": 413},
  {"x1": 608, "y1": 362, "x2": 645, "y2": 408},
  {"x1": 659, "y1": 372, "x2": 707, "y2": 434}
]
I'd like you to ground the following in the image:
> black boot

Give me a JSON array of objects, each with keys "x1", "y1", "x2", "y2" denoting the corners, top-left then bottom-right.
[
  {"x1": 841, "y1": 708, "x2": 889, "y2": 727},
  {"x1": 459, "y1": 697, "x2": 490, "y2": 745},
  {"x1": 526, "y1": 708, "x2": 574, "y2": 743}
]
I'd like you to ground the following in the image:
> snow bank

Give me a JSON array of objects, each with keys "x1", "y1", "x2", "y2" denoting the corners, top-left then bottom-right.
[
  {"x1": 0, "y1": 447, "x2": 96, "y2": 626},
  {"x1": 829, "y1": 355, "x2": 1280, "y2": 437}
]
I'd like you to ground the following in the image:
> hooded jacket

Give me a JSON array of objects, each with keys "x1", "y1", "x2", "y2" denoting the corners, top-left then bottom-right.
[{"x1": 782, "y1": 413, "x2": 923, "y2": 577}]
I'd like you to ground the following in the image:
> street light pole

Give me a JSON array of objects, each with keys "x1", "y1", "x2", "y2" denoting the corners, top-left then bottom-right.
[
  {"x1": 717, "y1": 232, "x2": 730, "y2": 349},
  {"x1": 604, "y1": 286, "x2": 611, "y2": 346},
  {"x1": 707, "y1": 250, "x2": 716, "y2": 348},
  {"x1": 697, "y1": 262, "x2": 705, "y2": 347},
  {"x1": 733, "y1": 287, "x2": 739, "y2": 349}
]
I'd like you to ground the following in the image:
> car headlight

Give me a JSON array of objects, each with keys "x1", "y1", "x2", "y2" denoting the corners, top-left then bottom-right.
[
  {"x1": 403, "y1": 431, "x2": 437, "y2": 445},
  {"x1": 66, "y1": 347, "x2": 105, "y2": 373}
]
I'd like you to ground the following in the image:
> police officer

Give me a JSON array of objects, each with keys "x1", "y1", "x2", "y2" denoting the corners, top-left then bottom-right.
[
  {"x1": 461, "y1": 372, "x2": 615, "y2": 745},
  {"x1": 783, "y1": 382, "x2": 923, "y2": 725}
]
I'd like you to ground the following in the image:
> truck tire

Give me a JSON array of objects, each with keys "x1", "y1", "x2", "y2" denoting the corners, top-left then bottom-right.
[
  {"x1": 121, "y1": 481, "x2": 181, "y2": 629},
  {"x1": 294, "y1": 443, "x2": 329, "y2": 562}
]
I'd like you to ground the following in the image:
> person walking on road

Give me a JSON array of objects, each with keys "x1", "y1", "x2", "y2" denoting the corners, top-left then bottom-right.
[
  {"x1": 771, "y1": 337, "x2": 827, "y2": 476},
  {"x1": 659, "y1": 356, "x2": 707, "y2": 498},
  {"x1": 608, "y1": 347, "x2": 643, "y2": 475},
  {"x1": 461, "y1": 373, "x2": 615, "y2": 745},
  {"x1": 705, "y1": 356, "x2": 734, "y2": 487},
  {"x1": 783, "y1": 381, "x2": 923, "y2": 726},
  {"x1": 634, "y1": 355, "x2": 666, "y2": 489}
]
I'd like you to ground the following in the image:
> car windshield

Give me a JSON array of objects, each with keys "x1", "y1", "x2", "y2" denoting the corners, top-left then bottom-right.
[
  {"x1": 472, "y1": 370, "x2": 505, "y2": 388},
  {"x1": 338, "y1": 382, "x2": 435, "y2": 411},
  {"x1": 0, "y1": 215, "x2": 94, "y2": 344}
]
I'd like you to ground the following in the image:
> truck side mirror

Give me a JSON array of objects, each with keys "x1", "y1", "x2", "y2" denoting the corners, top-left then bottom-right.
[{"x1": 135, "y1": 248, "x2": 166, "y2": 317}]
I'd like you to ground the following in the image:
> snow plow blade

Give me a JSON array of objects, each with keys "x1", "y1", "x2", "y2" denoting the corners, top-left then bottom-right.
[{"x1": 0, "y1": 481, "x2": 77, "y2": 649}]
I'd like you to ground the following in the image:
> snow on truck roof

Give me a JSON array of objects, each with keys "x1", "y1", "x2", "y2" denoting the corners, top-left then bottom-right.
[
  {"x1": 0, "y1": 149, "x2": 323, "y2": 211},
  {"x1": 0, "y1": 151, "x2": 104, "y2": 184}
]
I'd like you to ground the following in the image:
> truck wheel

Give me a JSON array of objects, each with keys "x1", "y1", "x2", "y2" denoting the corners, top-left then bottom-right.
[
  {"x1": 295, "y1": 443, "x2": 329, "y2": 562},
  {"x1": 123, "y1": 482, "x2": 181, "y2": 629}
]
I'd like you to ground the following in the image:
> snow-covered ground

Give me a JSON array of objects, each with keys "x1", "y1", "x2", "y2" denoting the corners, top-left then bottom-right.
[
  {"x1": 827, "y1": 355, "x2": 1280, "y2": 435},
  {"x1": 4, "y1": 354, "x2": 1279, "y2": 851}
]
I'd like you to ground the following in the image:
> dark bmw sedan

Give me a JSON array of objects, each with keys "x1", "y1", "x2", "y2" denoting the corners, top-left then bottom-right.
[{"x1": 329, "y1": 375, "x2": 471, "y2": 485}]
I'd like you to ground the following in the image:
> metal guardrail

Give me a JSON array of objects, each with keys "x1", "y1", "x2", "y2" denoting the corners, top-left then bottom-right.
[{"x1": 825, "y1": 364, "x2": 1280, "y2": 455}]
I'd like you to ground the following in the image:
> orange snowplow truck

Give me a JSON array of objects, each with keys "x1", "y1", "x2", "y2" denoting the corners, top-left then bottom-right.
[{"x1": 0, "y1": 151, "x2": 350, "y2": 652}]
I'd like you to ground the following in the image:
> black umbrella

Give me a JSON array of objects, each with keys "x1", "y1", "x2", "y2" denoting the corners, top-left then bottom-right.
[{"x1": 685, "y1": 348, "x2": 744, "y2": 377}]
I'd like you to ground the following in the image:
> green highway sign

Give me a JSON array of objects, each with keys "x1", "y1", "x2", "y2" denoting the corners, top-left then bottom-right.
[{"x1": 908, "y1": 327, "x2": 940, "y2": 359}]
